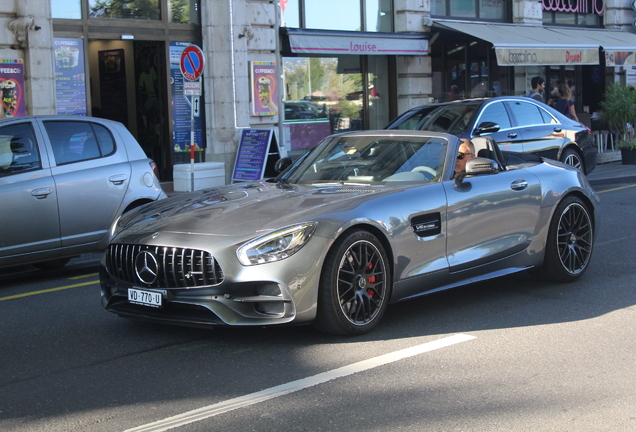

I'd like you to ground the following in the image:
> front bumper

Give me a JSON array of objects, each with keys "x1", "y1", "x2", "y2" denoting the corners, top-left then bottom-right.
[
  {"x1": 99, "y1": 233, "x2": 329, "y2": 328},
  {"x1": 101, "y1": 269, "x2": 297, "y2": 327}
]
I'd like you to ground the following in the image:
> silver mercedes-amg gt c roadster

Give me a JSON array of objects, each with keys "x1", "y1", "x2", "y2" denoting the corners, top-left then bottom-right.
[{"x1": 100, "y1": 130, "x2": 599, "y2": 335}]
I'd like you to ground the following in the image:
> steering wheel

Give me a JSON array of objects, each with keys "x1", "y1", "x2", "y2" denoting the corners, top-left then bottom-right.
[{"x1": 411, "y1": 166, "x2": 438, "y2": 181}]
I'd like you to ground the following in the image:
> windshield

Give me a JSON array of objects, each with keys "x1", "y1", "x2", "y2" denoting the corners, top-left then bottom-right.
[
  {"x1": 394, "y1": 103, "x2": 481, "y2": 134},
  {"x1": 282, "y1": 134, "x2": 448, "y2": 185}
]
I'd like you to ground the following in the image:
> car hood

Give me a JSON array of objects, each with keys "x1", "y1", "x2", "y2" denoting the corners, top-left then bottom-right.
[{"x1": 114, "y1": 181, "x2": 389, "y2": 241}]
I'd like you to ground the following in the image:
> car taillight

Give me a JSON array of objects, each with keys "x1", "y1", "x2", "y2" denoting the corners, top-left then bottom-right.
[{"x1": 149, "y1": 161, "x2": 160, "y2": 180}]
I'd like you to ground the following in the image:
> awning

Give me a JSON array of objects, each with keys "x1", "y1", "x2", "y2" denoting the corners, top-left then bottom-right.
[
  {"x1": 434, "y1": 21, "x2": 636, "y2": 66},
  {"x1": 283, "y1": 28, "x2": 428, "y2": 56}
]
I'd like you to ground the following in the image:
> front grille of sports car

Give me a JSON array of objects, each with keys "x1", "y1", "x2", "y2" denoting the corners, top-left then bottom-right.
[{"x1": 106, "y1": 244, "x2": 224, "y2": 288}]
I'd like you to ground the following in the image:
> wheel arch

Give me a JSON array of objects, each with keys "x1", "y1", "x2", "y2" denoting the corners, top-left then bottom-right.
[
  {"x1": 560, "y1": 143, "x2": 586, "y2": 173},
  {"x1": 122, "y1": 198, "x2": 154, "y2": 214},
  {"x1": 323, "y1": 222, "x2": 395, "y2": 285},
  {"x1": 562, "y1": 190, "x2": 597, "y2": 231}
]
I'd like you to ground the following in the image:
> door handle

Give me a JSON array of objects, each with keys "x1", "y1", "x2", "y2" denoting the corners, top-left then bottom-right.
[
  {"x1": 31, "y1": 187, "x2": 53, "y2": 199},
  {"x1": 511, "y1": 180, "x2": 528, "y2": 191},
  {"x1": 507, "y1": 132, "x2": 517, "y2": 138},
  {"x1": 553, "y1": 127, "x2": 562, "y2": 132},
  {"x1": 109, "y1": 174, "x2": 128, "y2": 185}
]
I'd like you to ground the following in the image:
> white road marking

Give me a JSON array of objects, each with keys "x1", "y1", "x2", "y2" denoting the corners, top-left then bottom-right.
[{"x1": 125, "y1": 334, "x2": 477, "y2": 432}]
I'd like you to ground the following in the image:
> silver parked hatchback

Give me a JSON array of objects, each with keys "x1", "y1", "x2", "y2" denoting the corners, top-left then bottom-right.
[{"x1": 0, "y1": 116, "x2": 166, "y2": 270}]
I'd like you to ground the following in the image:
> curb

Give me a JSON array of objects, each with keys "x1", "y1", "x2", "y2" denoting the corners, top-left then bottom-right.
[{"x1": 588, "y1": 175, "x2": 636, "y2": 187}]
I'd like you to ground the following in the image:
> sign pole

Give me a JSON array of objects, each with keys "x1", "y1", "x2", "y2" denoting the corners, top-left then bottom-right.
[{"x1": 179, "y1": 44, "x2": 205, "y2": 192}]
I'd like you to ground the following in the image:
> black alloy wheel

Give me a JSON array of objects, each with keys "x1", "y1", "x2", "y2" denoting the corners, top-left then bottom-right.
[
  {"x1": 560, "y1": 148, "x2": 584, "y2": 173},
  {"x1": 531, "y1": 196, "x2": 593, "y2": 282},
  {"x1": 313, "y1": 229, "x2": 391, "y2": 335}
]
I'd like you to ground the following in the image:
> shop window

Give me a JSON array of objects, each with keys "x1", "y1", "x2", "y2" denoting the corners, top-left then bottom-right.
[
  {"x1": 281, "y1": 0, "x2": 391, "y2": 32},
  {"x1": 365, "y1": 0, "x2": 392, "y2": 32},
  {"x1": 51, "y1": 0, "x2": 82, "y2": 19},
  {"x1": 282, "y1": 56, "x2": 365, "y2": 155},
  {"x1": 88, "y1": 0, "x2": 161, "y2": 20},
  {"x1": 305, "y1": 0, "x2": 361, "y2": 31},
  {"x1": 543, "y1": 11, "x2": 601, "y2": 27},
  {"x1": 431, "y1": 0, "x2": 507, "y2": 21},
  {"x1": 450, "y1": 0, "x2": 476, "y2": 18},
  {"x1": 169, "y1": 0, "x2": 199, "y2": 24}
]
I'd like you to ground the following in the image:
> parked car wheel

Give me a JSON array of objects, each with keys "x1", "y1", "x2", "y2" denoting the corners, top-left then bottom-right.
[
  {"x1": 313, "y1": 230, "x2": 391, "y2": 335},
  {"x1": 32, "y1": 258, "x2": 72, "y2": 271},
  {"x1": 530, "y1": 196, "x2": 594, "y2": 282},
  {"x1": 560, "y1": 148, "x2": 584, "y2": 172}
]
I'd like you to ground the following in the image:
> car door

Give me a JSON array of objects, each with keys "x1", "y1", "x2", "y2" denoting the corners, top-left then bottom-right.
[
  {"x1": 0, "y1": 120, "x2": 60, "y2": 258},
  {"x1": 505, "y1": 99, "x2": 565, "y2": 161},
  {"x1": 471, "y1": 100, "x2": 525, "y2": 153},
  {"x1": 443, "y1": 168, "x2": 542, "y2": 272},
  {"x1": 41, "y1": 119, "x2": 131, "y2": 247}
]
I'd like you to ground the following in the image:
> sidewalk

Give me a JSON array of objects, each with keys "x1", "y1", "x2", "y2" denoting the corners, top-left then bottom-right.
[{"x1": 587, "y1": 161, "x2": 636, "y2": 186}]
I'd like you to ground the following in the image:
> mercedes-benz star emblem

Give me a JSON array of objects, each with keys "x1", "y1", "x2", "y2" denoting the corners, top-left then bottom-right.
[{"x1": 134, "y1": 251, "x2": 159, "y2": 285}]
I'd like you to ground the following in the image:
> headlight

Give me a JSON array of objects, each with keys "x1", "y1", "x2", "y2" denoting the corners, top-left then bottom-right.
[{"x1": 237, "y1": 222, "x2": 317, "y2": 266}]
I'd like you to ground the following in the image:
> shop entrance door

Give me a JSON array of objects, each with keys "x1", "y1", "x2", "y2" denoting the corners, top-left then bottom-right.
[{"x1": 88, "y1": 40, "x2": 172, "y2": 180}]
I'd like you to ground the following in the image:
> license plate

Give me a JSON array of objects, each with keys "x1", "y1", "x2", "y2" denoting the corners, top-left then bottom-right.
[{"x1": 128, "y1": 288, "x2": 162, "y2": 308}]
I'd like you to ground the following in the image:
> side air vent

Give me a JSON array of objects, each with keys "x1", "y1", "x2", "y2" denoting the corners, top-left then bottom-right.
[{"x1": 411, "y1": 212, "x2": 441, "y2": 237}]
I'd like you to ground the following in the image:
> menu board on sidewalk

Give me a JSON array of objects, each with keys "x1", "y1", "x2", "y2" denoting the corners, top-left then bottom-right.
[{"x1": 232, "y1": 128, "x2": 280, "y2": 182}]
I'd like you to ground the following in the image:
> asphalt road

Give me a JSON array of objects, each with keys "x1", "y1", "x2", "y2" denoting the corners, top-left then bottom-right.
[{"x1": 1, "y1": 181, "x2": 635, "y2": 432}]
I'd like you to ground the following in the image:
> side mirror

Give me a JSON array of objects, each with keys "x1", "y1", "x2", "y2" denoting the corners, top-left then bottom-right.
[
  {"x1": 465, "y1": 157, "x2": 499, "y2": 175},
  {"x1": 474, "y1": 122, "x2": 500, "y2": 135},
  {"x1": 274, "y1": 157, "x2": 293, "y2": 174}
]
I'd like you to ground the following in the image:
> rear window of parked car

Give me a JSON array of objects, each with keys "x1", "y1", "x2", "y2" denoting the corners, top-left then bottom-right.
[
  {"x1": 43, "y1": 121, "x2": 116, "y2": 165},
  {"x1": 0, "y1": 122, "x2": 41, "y2": 176}
]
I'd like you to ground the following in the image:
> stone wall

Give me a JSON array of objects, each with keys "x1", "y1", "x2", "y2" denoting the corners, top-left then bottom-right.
[{"x1": 0, "y1": 0, "x2": 55, "y2": 116}]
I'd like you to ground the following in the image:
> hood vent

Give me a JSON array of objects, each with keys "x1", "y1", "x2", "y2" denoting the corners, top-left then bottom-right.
[{"x1": 321, "y1": 187, "x2": 378, "y2": 194}]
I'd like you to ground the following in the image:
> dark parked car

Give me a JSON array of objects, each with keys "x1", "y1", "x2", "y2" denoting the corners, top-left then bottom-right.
[
  {"x1": 0, "y1": 116, "x2": 166, "y2": 270},
  {"x1": 101, "y1": 130, "x2": 598, "y2": 335},
  {"x1": 283, "y1": 100, "x2": 328, "y2": 120},
  {"x1": 385, "y1": 97, "x2": 597, "y2": 174}
]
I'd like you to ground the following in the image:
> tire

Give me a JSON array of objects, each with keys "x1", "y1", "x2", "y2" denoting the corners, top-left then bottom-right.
[
  {"x1": 530, "y1": 196, "x2": 594, "y2": 282},
  {"x1": 33, "y1": 257, "x2": 72, "y2": 271},
  {"x1": 313, "y1": 229, "x2": 391, "y2": 336},
  {"x1": 560, "y1": 148, "x2": 584, "y2": 173}
]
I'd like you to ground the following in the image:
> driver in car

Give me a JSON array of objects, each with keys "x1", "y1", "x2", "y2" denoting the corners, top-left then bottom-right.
[{"x1": 454, "y1": 138, "x2": 475, "y2": 178}]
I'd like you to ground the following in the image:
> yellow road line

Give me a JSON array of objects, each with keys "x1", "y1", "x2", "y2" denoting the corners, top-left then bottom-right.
[
  {"x1": 69, "y1": 272, "x2": 99, "y2": 280},
  {"x1": 0, "y1": 280, "x2": 99, "y2": 302},
  {"x1": 597, "y1": 184, "x2": 636, "y2": 194}
]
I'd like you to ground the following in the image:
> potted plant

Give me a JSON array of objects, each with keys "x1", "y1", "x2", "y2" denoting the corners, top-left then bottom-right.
[{"x1": 599, "y1": 83, "x2": 636, "y2": 164}]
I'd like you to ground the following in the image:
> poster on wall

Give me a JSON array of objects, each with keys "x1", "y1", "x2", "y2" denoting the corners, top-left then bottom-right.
[
  {"x1": 170, "y1": 41, "x2": 205, "y2": 155},
  {"x1": 0, "y1": 59, "x2": 26, "y2": 118},
  {"x1": 98, "y1": 49, "x2": 128, "y2": 126},
  {"x1": 250, "y1": 61, "x2": 278, "y2": 116},
  {"x1": 54, "y1": 38, "x2": 87, "y2": 116}
]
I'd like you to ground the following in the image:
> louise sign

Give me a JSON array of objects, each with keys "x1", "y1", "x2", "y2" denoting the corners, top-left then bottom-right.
[{"x1": 289, "y1": 33, "x2": 428, "y2": 55}]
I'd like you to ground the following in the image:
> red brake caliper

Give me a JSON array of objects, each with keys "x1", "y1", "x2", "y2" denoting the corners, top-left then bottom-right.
[{"x1": 367, "y1": 262, "x2": 376, "y2": 296}]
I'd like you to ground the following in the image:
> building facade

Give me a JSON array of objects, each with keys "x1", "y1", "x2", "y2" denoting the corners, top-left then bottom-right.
[{"x1": 1, "y1": 0, "x2": 636, "y2": 182}]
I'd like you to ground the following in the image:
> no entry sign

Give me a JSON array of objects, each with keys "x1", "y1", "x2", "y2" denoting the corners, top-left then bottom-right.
[{"x1": 180, "y1": 45, "x2": 205, "y2": 81}]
